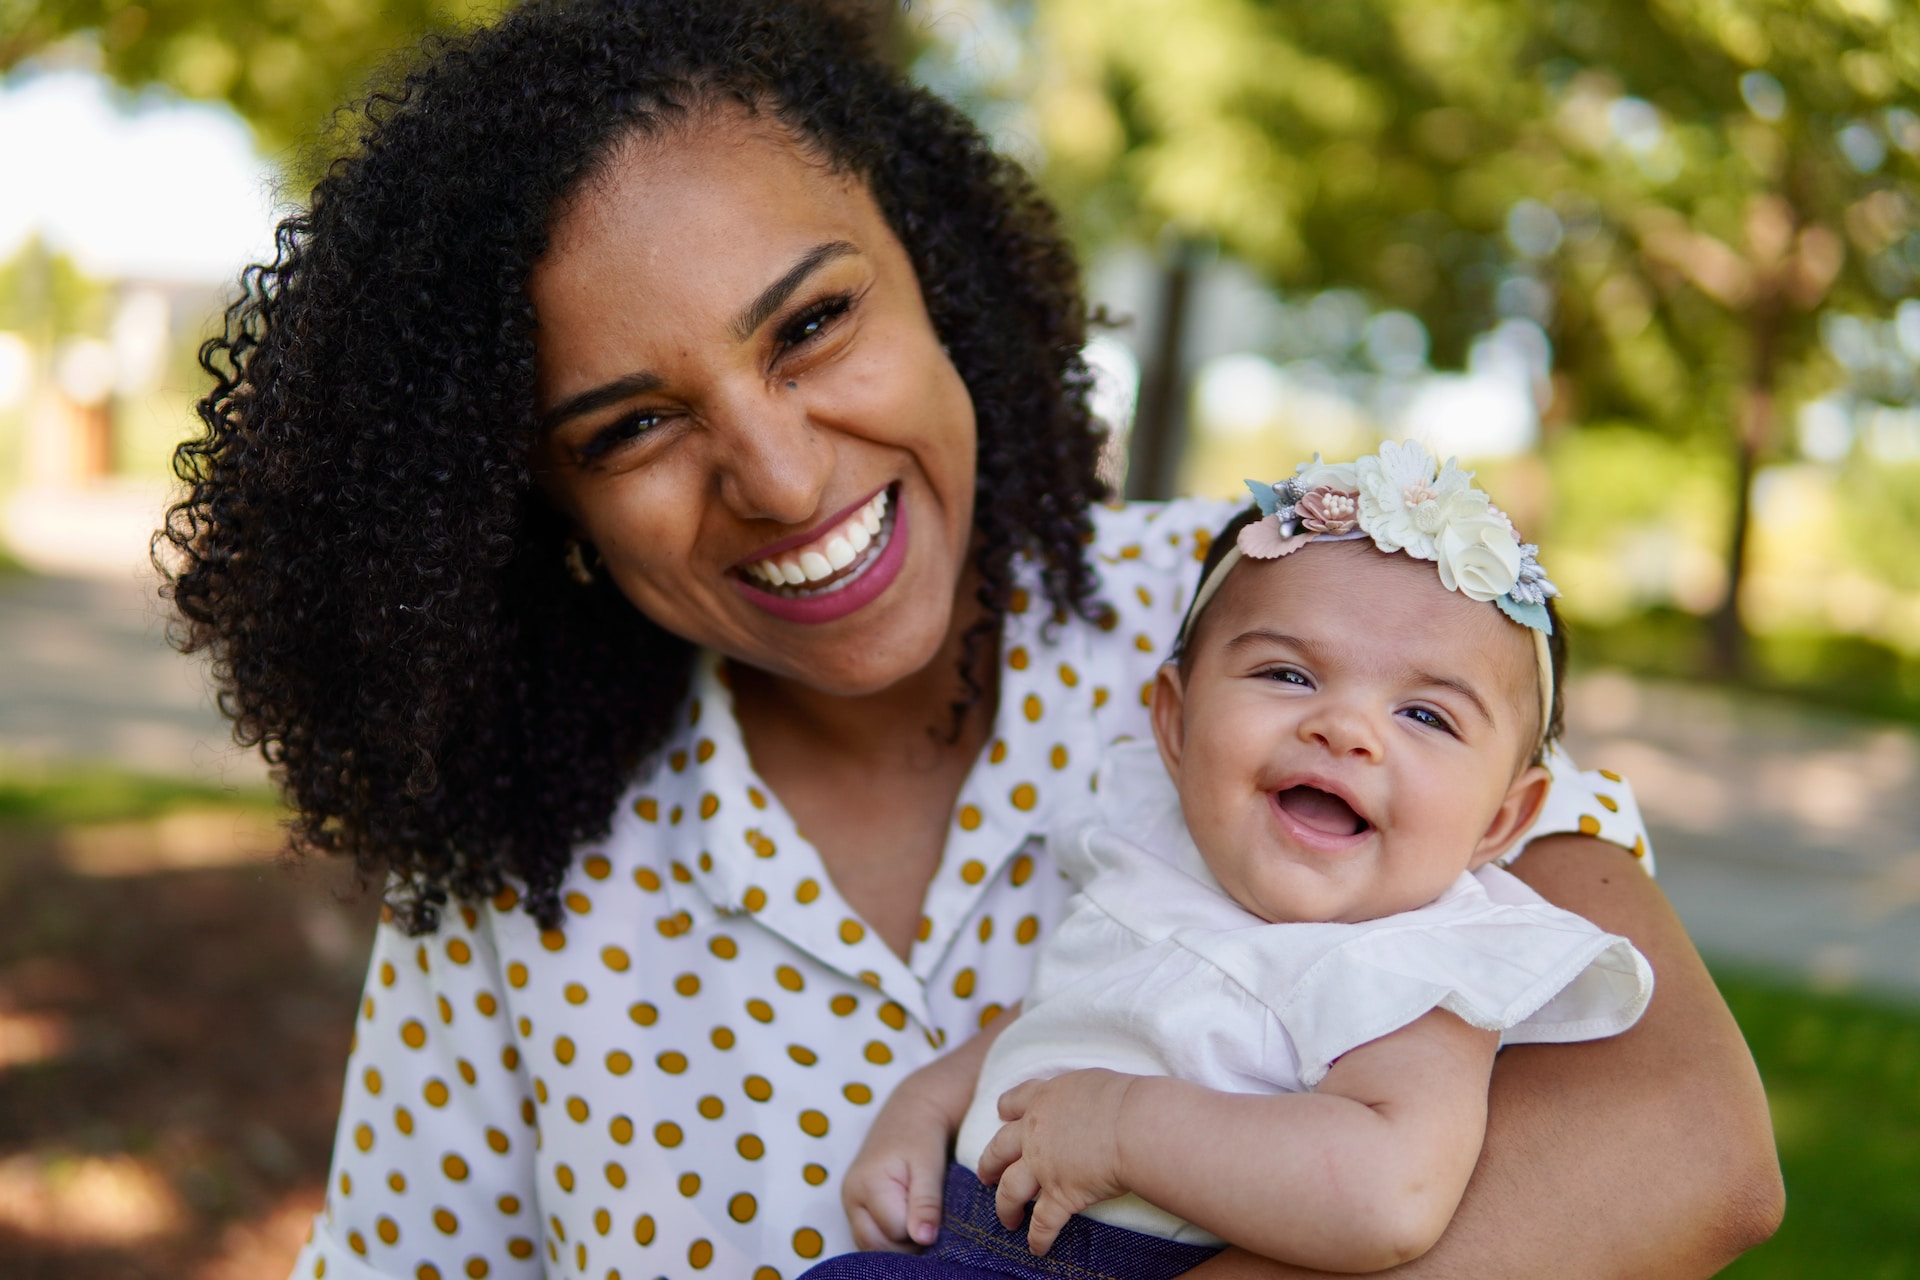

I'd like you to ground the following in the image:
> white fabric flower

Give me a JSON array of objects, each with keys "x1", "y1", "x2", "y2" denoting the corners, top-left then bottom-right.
[
  {"x1": 1435, "y1": 509, "x2": 1524, "y2": 602},
  {"x1": 1355, "y1": 440, "x2": 1482, "y2": 559},
  {"x1": 1292, "y1": 454, "x2": 1359, "y2": 494}
]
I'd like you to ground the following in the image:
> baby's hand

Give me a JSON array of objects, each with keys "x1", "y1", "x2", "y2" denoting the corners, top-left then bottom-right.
[
  {"x1": 977, "y1": 1068, "x2": 1138, "y2": 1257},
  {"x1": 841, "y1": 1081, "x2": 951, "y2": 1252}
]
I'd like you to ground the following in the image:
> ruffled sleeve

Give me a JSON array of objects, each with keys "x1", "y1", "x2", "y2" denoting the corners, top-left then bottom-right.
[{"x1": 1182, "y1": 869, "x2": 1654, "y2": 1088}]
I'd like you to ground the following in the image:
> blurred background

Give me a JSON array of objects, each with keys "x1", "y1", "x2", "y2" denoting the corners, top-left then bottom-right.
[{"x1": 1, "y1": 0, "x2": 1917, "y2": 1274}]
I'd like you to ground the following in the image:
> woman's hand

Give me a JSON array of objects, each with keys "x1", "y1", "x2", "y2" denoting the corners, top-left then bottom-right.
[
  {"x1": 977, "y1": 1068, "x2": 1139, "y2": 1256},
  {"x1": 842, "y1": 1075, "x2": 959, "y2": 1252}
]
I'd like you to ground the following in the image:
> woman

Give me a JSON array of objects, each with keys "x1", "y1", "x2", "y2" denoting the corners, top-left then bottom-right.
[{"x1": 164, "y1": 2, "x2": 1782, "y2": 1277}]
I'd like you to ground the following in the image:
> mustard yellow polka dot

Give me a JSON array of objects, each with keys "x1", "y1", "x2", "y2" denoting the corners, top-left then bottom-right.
[
  {"x1": 830, "y1": 993, "x2": 858, "y2": 1016},
  {"x1": 540, "y1": 929, "x2": 567, "y2": 952},
  {"x1": 795, "y1": 879, "x2": 820, "y2": 904},
  {"x1": 436, "y1": 995, "x2": 455, "y2": 1025},
  {"x1": 844, "y1": 1083, "x2": 873, "y2": 1104},
  {"x1": 671, "y1": 861, "x2": 693, "y2": 883},
  {"x1": 748, "y1": 785, "x2": 768, "y2": 809},
  {"x1": 417, "y1": 1265, "x2": 440, "y2": 1280},
  {"x1": 1578, "y1": 814, "x2": 1602, "y2": 836},
  {"x1": 755, "y1": 1268, "x2": 781, "y2": 1280},
  {"x1": 1598, "y1": 768, "x2": 1623, "y2": 782},
  {"x1": 583, "y1": 854, "x2": 611, "y2": 880},
  {"x1": 433, "y1": 1207, "x2": 458, "y2": 1235},
  {"x1": 654, "y1": 1120, "x2": 683, "y2": 1147},
  {"x1": 744, "y1": 1074, "x2": 774, "y2": 1102},
  {"x1": 700, "y1": 793, "x2": 720, "y2": 820},
  {"x1": 953, "y1": 968, "x2": 977, "y2": 998},
  {"x1": 859, "y1": 970, "x2": 882, "y2": 989},
  {"x1": 1011, "y1": 783, "x2": 1038, "y2": 811},
  {"x1": 605, "y1": 1050, "x2": 633, "y2": 1076},
  {"x1": 475, "y1": 992, "x2": 497, "y2": 1017},
  {"x1": 978, "y1": 1002, "x2": 1005, "y2": 1029},
  {"x1": 712, "y1": 1026, "x2": 737, "y2": 1049},
  {"x1": 532, "y1": 1080, "x2": 547, "y2": 1104},
  {"x1": 506, "y1": 1237, "x2": 533, "y2": 1259},
  {"x1": 1093, "y1": 686, "x2": 1110, "y2": 708},
  {"x1": 1140, "y1": 681, "x2": 1154, "y2": 707},
  {"x1": 738, "y1": 1133, "x2": 766, "y2": 1160},
  {"x1": 1011, "y1": 853, "x2": 1035, "y2": 886},
  {"x1": 679, "y1": 1172, "x2": 701, "y2": 1197},
  {"x1": 633, "y1": 1214, "x2": 656, "y2": 1245},
  {"x1": 635, "y1": 798, "x2": 659, "y2": 822},
  {"x1": 675, "y1": 972, "x2": 702, "y2": 997},
  {"x1": 728, "y1": 1191, "x2": 759, "y2": 1223},
  {"x1": 787, "y1": 1043, "x2": 819, "y2": 1066},
  {"x1": 1598, "y1": 794, "x2": 1620, "y2": 812},
  {"x1": 349, "y1": 1230, "x2": 367, "y2": 1254},
  {"x1": 400, "y1": 1019, "x2": 427, "y2": 1049},
  {"x1": 989, "y1": 739, "x2": 1009, "y2": 764},
  {"x1": 957, "y1": 804, "x2": 983, "y2": 831},
  {"x1": 1632, "y1": 836, "x2": 1649, "y2": 859},
  {"x1": 776, "y1": 965, "x2": 805, "y2": 992},
  {"x1": 917, "y1": 915, "x2": 933, "y2": 941},
  {"x1": 1023, "y1": 694, "x2": 1043, "y2": 722},
  {"x1": 669, "y1": 751, "x2": 688, "y2": 772},
  {"x1": 463, "y1": 1257, "x2": 489, "y2": 1278},
  {"x1": 801, "y1": 1163, "x2": 830, "y2": 1187},
  {"x1": 556, "y1": 1164, "x2": 575, "y2": 1192},
  {"x1": 794, "y1": 1227, "x2": 824, "y2": 1258},
  {"x1": 670, "y1": 805, "x2": 684, "y2": 825},
  {"x1": 555, "y1": 1036, "x2": 577, "y2": 1065},
  {"x1": 387, "y1": 1171, "x2": 406, "y2": 1193},
  {"x1": 696, "y1": 737, "x2": 716, "y2": 763},
  {"x1": 1049, "y1": 745, "x2": 1069, "y2": 770},
  {"x1": 1134, "y1": 633, "x2": 1155, "y2": 652},
  {"x1": 864, "y1": 1040, "x2": 894, "y2": 1065},
  {"x1": 396, "y1": 1106, "x2": 417, "y2": 1135},
  {"x1": 445, "y1": 938, "x2": 472, "y2": 965},
  {"x1": 609, "y1": 1116, "x2": 634, "y2": 1144},
  {"x1": 379, "y1": 961, "x2": 396, "y2": 987},
  {"x1": 563, "y1": 982, "x2": 588, "y2": 1006},
  {"x1": 486, "y1": 1127, "x2": 510, "y2": 1154},
  {"x1": 629, "y1": 1001, "x2": 658, "y2": 1026},
  {"x1": 606, "y1": 1161, "x2": 627, "y2": 1189},
  {"x1": 743, "y1": 886, "x2": 768, "y2": 912},
  {"x1": 355, "y1": 1123, "x2": 374, "y2": 1152},
  {"x1": 601, "y1": 945, "x2": 631, "y2": 972},
  {"x1": 634, "y1": 866, "x2": 662, "y2": 892},
  {"x1": 878, "y1": 1001, "x2": 908, "y2": 1031},
  {"x1": 798, "y1": 1108, "x2": 830, "y2": 1137},
  {"x1": 376, "y1": 1215, "x2": 400, "y2": 1245},
  {"x1": 567, "y1": 1096, "x2": 589, "y2": 1123},
  {"x1": 690, "y1": 1238, "x2": 715, "y2": 1268},
  {"x1": 656, "y1": 1051, "x2": 688, "y2": 1073},
  {"x1": 960, "y1": 859, "x2": 987, "y2": 885},
  {"x1": 1016, "y1": 914, "x2": 1041, "y2": 944},
  {"x1": 656, "y1": 909, "x2": 693, "y2": 936},
  {"x1": 839, "y1": 919, "x2": 865, "y2": 944},
  {"x1": 424, "y1": 1079, "x2": 450, "y2": 1107},
  {"x1": 594, "y1": 1208, "x2": 612, "y2": 1235}
]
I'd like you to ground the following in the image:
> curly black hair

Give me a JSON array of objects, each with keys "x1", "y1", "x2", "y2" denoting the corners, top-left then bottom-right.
[{"x1": 161, "y1": 0, "x2": 1110, "y2": 933}]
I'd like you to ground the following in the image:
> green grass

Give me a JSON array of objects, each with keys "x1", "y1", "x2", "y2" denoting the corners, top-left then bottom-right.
[
  {"x1": 1713, "y1": 967, "x2": 1920, "y2": 1279},
  {"x1": 0, "y1": 762, "x2": 281, "y2": 827}
]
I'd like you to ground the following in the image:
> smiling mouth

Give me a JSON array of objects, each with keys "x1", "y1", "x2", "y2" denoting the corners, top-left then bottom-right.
[
  {"x1": 1274, "y1": 786, "x2": 1371, "y2": 838},
  {"x1": 736, "y1": 486, "x2": 896, "y2": 598}
]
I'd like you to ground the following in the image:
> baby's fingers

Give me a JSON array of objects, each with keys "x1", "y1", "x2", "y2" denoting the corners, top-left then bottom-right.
[
  {"x1": 976, "y1": 1119, "x2": 1023, "y2": 1187},
  {"x1": 843, "y1": 1165, "x2": 912, "y2": 1252},
  {"x1": 1025, "y1": 1189, "x2": 1076, "y2": 1258},
  {"x1": 905, "y1": 1149, "x2": 945, "y2": 1247},
  {"x1": 992, "y1": 1157, "x2": 1039, "y2": 1232}
]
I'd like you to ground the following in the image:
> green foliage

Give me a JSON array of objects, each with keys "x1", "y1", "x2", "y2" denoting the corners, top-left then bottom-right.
[
  {"x1": 1713, "y1": 967, "x2": 1920, "y2": 1280},
  {"x1": 0, "y1": 235, "x2": 111, "y2": 339},
  {"x1": 3, "y1": 0, "x2": 511, "y2": 157},
  {"x1": 0, "y1": 761, "x2": 280, "y2": 827},
  {"x1": 1838, "y1": 457, "x2": 1920, "y2": 592}
]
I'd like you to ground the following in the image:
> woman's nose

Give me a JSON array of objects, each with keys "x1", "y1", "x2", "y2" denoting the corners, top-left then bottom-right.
[{"x1": 709, "y1": 384, "x2": 835, "y2": 526}]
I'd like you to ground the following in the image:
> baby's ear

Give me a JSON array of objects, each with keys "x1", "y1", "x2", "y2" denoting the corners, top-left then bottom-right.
[
  {"x1": 1149, "y1": 664, "x2": 1187, "y2": 783},
  {"x1": 1470, "y1": 765, "x2": 1552, "y2": 869}
]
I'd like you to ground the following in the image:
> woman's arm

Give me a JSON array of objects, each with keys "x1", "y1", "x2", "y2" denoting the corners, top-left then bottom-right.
[
  {"x1": 982, "y1": 1009, "x2": 1500, "y2": 1271},
  {"x1": 1184, "y1": 835, "x2": 1784, "y2": 1279}
]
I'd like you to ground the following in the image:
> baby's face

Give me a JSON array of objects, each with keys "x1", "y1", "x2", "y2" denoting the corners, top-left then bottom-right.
[{"x1": 1152, "y1": 540, "x2": 1550, "y2": 924}]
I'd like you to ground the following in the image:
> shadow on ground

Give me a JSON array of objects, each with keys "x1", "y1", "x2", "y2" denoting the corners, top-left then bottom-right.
[{"x1": 0, "y1": 818, "x2": 377, "y2": 1279}]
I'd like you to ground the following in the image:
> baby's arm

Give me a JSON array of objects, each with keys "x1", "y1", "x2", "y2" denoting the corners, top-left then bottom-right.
[
  {"x1": 842, "y1": 1003, "x2": 1020, "y2": 1252},
  {"x1": 978, "y1": 1008, "x2": 1500, "y2": 1272}
]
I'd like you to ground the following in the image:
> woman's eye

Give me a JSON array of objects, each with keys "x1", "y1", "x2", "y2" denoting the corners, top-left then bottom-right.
[
  {"x1": 577, "y1": 410, "x2": 660, "y2": 463},
  {"x1": 775, "y1": 294, "x2": 853, "y2": 350}
]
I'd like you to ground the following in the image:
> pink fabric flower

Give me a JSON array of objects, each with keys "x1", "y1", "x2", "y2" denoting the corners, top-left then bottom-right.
[
  {"x1": 1237, "y1": 515, "x2": 1316, "y2": 559},
  {"x1": 1296, "y1": 487, "x2": 1361, "y2": 534}
]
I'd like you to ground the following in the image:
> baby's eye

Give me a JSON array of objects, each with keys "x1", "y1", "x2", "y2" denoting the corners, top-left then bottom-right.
[
  {"x1": 1402, "y1": 706, "x2": 1454, "y2": 733},
  {"x1": 1262, "y1": 667, "x2": 1311, "y2": 687}
]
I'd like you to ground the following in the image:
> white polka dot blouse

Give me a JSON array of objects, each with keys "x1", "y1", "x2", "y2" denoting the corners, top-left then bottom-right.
[{"x1": 289, "y1": 498, "x2": 1654, "y2": 1280}]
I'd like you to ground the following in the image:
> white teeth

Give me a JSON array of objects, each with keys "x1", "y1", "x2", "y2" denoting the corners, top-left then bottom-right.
[{"x1": 742, "y1": 487, "x2": 893, "y2": 590}]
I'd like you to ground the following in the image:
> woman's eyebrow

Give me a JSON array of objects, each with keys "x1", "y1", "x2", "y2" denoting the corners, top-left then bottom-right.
[
  {"x1": 538, "y1": 240, "x2": 860, "y2": 436},
  {"x1": 728, "y1": 239, "x2": 859, "y2": 341}
]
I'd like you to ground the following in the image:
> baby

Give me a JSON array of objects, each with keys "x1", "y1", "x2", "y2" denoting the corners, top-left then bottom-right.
[{"x1": 805, "y1": 441, "x2": 1654, "y2": 1278}]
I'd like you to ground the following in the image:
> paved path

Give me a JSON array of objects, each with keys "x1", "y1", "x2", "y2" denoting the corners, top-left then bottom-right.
[{"x1": 3, "y1": 571, "x2": 1917, "y2": 1001}]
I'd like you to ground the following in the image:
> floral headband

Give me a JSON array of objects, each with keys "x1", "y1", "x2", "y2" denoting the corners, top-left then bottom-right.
[{"x1": 1180, "y1": 440, "x2": 1561, "y2": 747}]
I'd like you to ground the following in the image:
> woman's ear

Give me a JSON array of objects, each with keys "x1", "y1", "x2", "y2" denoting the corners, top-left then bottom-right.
[
  {"x1": 1470, "y1": 764, "x2": 1552, "y2": 869},
  {"x1": 1150, "y1": 663, "x2": 1188, "y2": 784}
]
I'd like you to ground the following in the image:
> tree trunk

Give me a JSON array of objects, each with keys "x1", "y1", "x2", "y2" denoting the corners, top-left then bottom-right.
[
  {"x1": 1709, "y1": 302, "x2": 1780, "y2": 677},
  {"x1": 1125, "y1": 239, "x2": 1199, "y2": 501}
]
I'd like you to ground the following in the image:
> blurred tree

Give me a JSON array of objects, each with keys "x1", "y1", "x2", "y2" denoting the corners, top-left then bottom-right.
[
  {"x1": 1, "y1": 0, "x2": 513, "y2": 160},
  {"x1": 1027, "y1": 0, "x2": 1918, "y2": 673}
]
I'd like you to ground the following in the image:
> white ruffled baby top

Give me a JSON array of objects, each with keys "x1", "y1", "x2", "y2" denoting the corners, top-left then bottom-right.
[{"x1": 952, "y1": 741, "x2": 1655, "y2": 1245}]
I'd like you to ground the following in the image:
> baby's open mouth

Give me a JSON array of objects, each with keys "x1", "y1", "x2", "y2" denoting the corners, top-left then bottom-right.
[
  {"x1": 736, "y1": 486, "x2": 895, "y2": 598},
  {"x1": 1274, "y1": 786, "x2": 1370, "y2": 837}
]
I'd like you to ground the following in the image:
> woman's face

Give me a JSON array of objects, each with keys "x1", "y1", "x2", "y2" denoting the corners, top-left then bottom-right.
[{"x1": 527, "y1": 112, "x2": 978, "y2": 698}]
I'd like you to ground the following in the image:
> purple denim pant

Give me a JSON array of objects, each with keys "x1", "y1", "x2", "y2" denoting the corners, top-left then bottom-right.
[{"x1": 797, "y1": 1164, "x2": 1222, "y2": 1280}]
